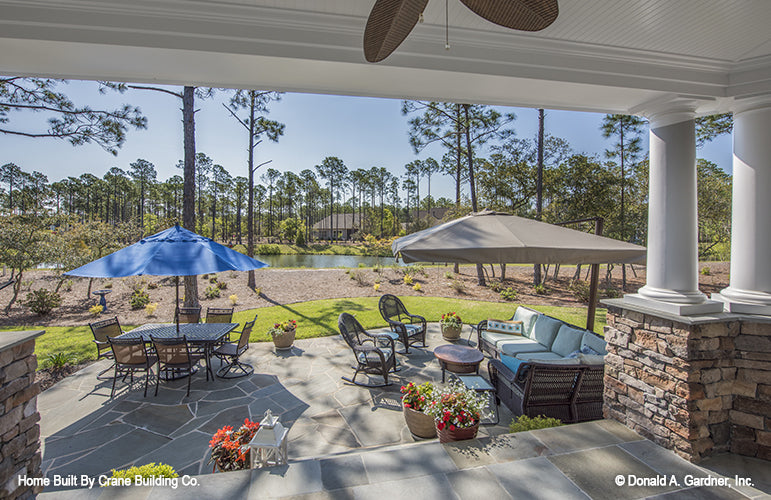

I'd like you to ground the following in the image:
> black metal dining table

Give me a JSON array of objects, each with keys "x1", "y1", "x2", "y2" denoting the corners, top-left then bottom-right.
[{"x1": 118, "y1": 322, "x2": 238, "y2": 380}]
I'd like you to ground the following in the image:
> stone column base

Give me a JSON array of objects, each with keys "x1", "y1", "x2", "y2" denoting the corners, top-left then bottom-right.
[
  {"x1": 713, "y1": 290, "x2": 771, "y2": 316},
  {"x1": 623, "y1": 293, "x2": 724, "y2": 316},
  {"x1": 602, "y1": 300, "x2": 771, "y2": 463}
]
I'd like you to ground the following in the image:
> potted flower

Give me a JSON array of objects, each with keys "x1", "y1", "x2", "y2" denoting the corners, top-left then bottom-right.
[
  {"x1": 440, "y1": 312, "x2": 463, "y2": 341},
  {"x1": 425, "y1": 380, "x2": 487, "y2": 443},
  {"x1": 208, "y1": 418, "x2": 260, "y2": 472},
  {"x1": 401, "y1": 382, "x2": 436, "y2": 438},
  {"x1": 269, "y1": 319, "x2": 297, "y2": 350}
]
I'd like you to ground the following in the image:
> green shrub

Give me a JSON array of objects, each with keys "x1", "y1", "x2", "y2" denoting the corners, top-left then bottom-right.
[
  {"x1": 46, "y1": 352, "x2": 74, "y2": 370},
  {"x1": 24, "y1": 289, "x2": 62, "y2": 315},
  {"x1": 449, "y1": 279, "x2": 466, "y2": 294},
  {"x1": 444, "y1": 271, "x2": 454, "y2": 279},
  {"x1": 350, "y1": 270, "x2": 369, "y2": 287},
  {"x1": 568, "y1": 280, "x2": 591, "y2": 302},
  {"x1": 499, "y1": 287, "x2": 518, "y2": 301},
  {"x1": 205, "y1": 285, "x2": 221, "y2": 299},
  {"x1": 603, "y1": 287, "x2": 621, "y2": 299},
  {"x1": 216, "y1": 281, "x2": 228, "y2": 290},
  {"x1": 358, "y1": 263, "x2": 366, "y2": 268},
  {"x1": 487, "y1": 281, "x2": 503, "y2": 293},
  {"x1": 533, "y1": 284, "x2": 548, "y2": 295},
  {"x1": 295, "y1": 231, "x2": 306, "y2": 247},
  {"x1": 509, "y1": 415, "x2": 563, "y2": 433},
  {"x1": 130, "y1": 289, "x2": 150, "y2": 310},
  {"x1": 256, "y1": 244, "x2": 281, "y2": 255},
  {"x1": 701, "y1": 266, "x2": 711, "y2": 276},
  {"x1": 209, "y1": 275, "x2": 218, "y2": 284},
  {"x1": 21, "y1": 280, "x2": 33, "y2": 291},
  {"x1": 62, "y1": 279, "x2": 74, "y2": 292},
  {"x1": 109, "y1": 463, "x2": 178, "y2": 485}
]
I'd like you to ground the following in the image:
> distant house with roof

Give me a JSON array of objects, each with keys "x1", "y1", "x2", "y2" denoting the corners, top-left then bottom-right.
[
  {"x1": 312, "y1": 213, "x2": 363, "y2": 241},
  {"x1": 410, "y1": 208, "x2": 450, "y2": 222}
]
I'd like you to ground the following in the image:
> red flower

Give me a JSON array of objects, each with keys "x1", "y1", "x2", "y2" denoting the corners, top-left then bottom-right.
[
  {"x1": 437, "y1": 422, "x2": 445, "y2": 431},
  {"x1": 449, "y1": 424, "x2": 455, "y2": 431}
]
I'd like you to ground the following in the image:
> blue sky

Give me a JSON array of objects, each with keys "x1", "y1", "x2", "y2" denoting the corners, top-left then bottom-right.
[{"x1": 1, "y1": 79, "x2": 733, "y2": 199}]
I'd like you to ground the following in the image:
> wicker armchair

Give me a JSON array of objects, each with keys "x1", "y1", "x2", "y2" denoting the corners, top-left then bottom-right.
[
  {"x1": 177, "y1": 306, "x2": 201, "y2": 324},
  {"x1": 90, "y1": 316, "x2": 125, "y2": 380},
  {"x1": 108, "y1": 337, "x2": 157, "y2": 398},
  {"x1": 213, "y1": 316, "x2": 255, "y2": 378},
  {"x1": 151, "y1": 335, "x2": 204, "y2": 397},
  {"x1": 338, "y1": 313, "x2": 397, "y2": 387},
  {"x1": 487, "y1": 358, "x2": 604, "y2": 423},
  {"x1": 378, "y1": 294, "x2": 426, "y2": 353}
]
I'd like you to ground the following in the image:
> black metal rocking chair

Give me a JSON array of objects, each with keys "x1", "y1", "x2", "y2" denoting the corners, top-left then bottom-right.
[{"x1": 338, "y1": 313, "x2": 397, "y2": 387}]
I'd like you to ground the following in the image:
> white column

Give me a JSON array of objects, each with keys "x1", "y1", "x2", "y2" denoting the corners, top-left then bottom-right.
[
  {"x1": 625, "y1": 106, "x2": 722, "y2": 315},
  {"x1": 715, "y1": 99, "x2": 771, "y2": 314}
]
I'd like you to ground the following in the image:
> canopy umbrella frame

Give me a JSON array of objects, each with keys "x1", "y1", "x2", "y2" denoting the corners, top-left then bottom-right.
[
  {"x1": 65, "y1": 224, "x2": 268, "y2": 332},
  {"x1": 392, "y1": 210, "x2": 646, "y2": 331}
]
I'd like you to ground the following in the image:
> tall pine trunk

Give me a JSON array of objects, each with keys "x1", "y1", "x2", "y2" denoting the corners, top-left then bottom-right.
[
  {"x1": 182, "y1": 86, "x2": 199, "y2": 306},
  {"x1": 534, "y1": 108, "x2": 544, "y2": 286},
  {"x1": 463, "y1": 104, "x2": 485, "y2": 287}
]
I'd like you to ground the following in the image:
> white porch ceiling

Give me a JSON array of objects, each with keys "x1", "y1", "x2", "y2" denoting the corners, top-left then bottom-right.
[{"x1": 1, "y1": 0, "x2": 769, "y2": 115}]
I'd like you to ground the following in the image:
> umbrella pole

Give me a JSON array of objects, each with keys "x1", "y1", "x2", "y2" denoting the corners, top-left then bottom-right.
[
  {"x1": 586, "y1": 218, "x2": 604, "y2": 332},
  {"x1": 175, "y1": 276, "x2": 180, "y2": 333}
]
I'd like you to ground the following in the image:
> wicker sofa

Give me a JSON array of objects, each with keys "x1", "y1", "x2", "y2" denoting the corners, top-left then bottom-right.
[{"x1": 478, "y1": 306, "x2": 606, "y2": 423}]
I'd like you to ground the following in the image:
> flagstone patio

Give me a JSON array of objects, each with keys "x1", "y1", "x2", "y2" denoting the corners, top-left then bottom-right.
[
  {"x1": 37, "y1": 324, "x2": 770, "y2": 499},
  {"x1": 39, "y1": 324, "x2": 514, "y2": 489}
]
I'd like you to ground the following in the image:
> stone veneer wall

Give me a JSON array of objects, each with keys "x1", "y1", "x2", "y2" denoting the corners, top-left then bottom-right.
[
  {"x1": 0, "y1": 331, "x2": 44, "y2": 499},
  {"x1": 603, "y1": 304, "x2": 770, "y2": 462}
]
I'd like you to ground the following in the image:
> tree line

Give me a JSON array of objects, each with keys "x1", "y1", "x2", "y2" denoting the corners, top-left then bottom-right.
[{"x1": 2, "y1": 78, "x2": 733, "y2": 293}]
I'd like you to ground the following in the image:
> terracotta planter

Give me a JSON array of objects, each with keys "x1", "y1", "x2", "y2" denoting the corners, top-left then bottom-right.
[
  {"x1": 403, "y1": 405, "x2": 437, "y2": 439},
  {"x1": 272, "y1": 328, "x2": 296, "y2": 350},
  {"x1": 436, "y1": 421, "x2": 480, "y2": 443},
  {"x1": 441, "y1": 323, "x2": 462, "y2": 341}
]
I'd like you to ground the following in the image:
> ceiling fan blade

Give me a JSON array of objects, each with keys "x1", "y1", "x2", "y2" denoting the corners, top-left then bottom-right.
[
  {"x1": 364, "y1": 0, "x2": 430, "y2": 62},
  {"x1": 459, "y1": 0, "x2": 558, "y2": 31}
]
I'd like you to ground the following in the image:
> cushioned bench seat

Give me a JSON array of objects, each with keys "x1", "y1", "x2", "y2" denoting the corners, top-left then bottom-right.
[{"x1": 498, "y1": 339, "x2": 549, "y2": 357}]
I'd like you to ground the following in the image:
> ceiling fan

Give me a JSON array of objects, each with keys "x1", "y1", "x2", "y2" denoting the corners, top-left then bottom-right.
[{"x1": 363, "y1": 0, "x2": 559, "y2": 63}]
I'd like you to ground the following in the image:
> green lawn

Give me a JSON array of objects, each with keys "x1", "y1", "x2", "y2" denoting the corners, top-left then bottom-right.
[{"x1": 12, "y1": 297, "x2": 605, "y2": 370}]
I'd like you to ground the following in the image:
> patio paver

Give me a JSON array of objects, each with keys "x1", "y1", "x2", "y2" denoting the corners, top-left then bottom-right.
[{"x1": 36, "y1": 324, "x2": 769, "y2": 499}]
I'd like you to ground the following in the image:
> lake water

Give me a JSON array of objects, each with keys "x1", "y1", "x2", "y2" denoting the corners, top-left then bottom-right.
[
  {"x1": 38, "y1": 254, "x2": 400, "y2": 270},
  {"x1": 254, "y1": 254, "x2": 398, "y2": 269}
]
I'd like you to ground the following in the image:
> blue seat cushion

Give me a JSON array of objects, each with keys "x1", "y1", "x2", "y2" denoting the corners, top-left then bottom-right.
[
  {"x1": 581, "y1": 331, "x2": 607, "y2": 355},
  {"x1": 551, "y1": 324, "x2": 585, "y2": 357},
  {"x1": 499, "y1": 354, "x2": 525, "y2": 375},
  {"x1": 531, "y1": 315, "x2": 563, "y2": 348},
  {"x1": 357, "y1": 348, "x2": 392, "y2": 365},
  {"x1": 403, "y1": 324, "x2": 423, "y2": 335},
  {"x1": 498, "y1": 339, "x2": 548, "y2": 357},
  {"x1": 481, "y1": 331, "x2": 526, "y2": 347},
  {"x1": 514, "y1": 351, "x2": 565, "y2": 361}
]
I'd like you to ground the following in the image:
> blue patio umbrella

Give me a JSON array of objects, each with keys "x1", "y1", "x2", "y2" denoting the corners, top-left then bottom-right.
[{"x1": 66, "y1": 224, "x2": 268, "y2": 330}]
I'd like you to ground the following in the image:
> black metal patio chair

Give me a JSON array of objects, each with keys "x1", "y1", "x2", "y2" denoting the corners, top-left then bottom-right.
[
  {"x1": 151, "y1": 335, "x2": 204, "y2": 397},
  {"x1": 90, "y1": 316, "x2": 125, "y2": 380},
  {"x1": 338, "y1": 312, "x2": 397, "y2": 387},
  {"x1": 378, "y1": 294, "x2": 427, "y2": 353},
  {"x1": 107, "y1": 336, "x2": 157, "y2": 398},
  {"x1": 177, "y1": 306, "x2": 201, "y2": 324},
  {"x1": 213, "y1": 316, "x2": 255, "y2": 378}
]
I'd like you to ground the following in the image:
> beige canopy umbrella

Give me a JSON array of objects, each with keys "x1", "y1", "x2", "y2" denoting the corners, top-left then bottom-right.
[{"x1": 392, "y1": 210, "x2": 646, "y2": 329}]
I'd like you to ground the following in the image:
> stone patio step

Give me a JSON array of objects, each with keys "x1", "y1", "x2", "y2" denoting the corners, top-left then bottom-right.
[{"x1": 38, "y1": 420, "x2": 769, "y2": 499}]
